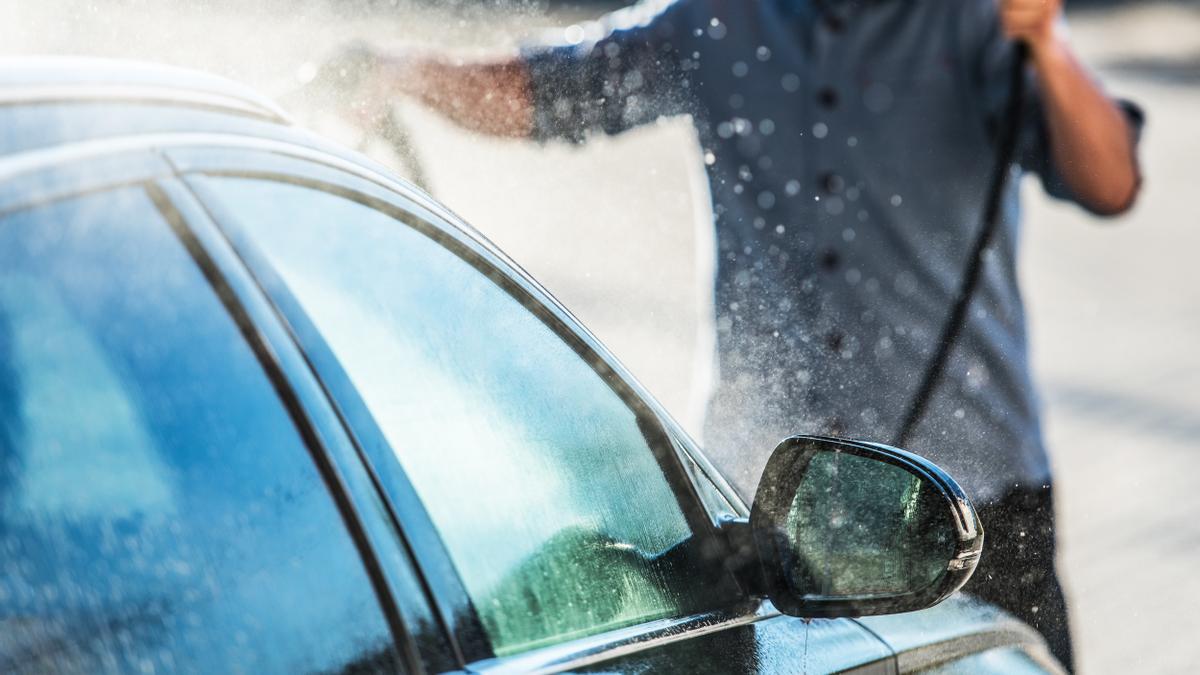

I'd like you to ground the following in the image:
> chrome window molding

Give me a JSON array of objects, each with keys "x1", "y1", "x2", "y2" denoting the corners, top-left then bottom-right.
[{"x1": 468, "y1": 600, "x2": 776, "y2": 674}]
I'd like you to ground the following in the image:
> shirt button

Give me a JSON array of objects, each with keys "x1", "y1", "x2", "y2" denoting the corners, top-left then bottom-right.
[
  {"x1": 817, "y1": 87, "x2": 838, "y2": 109},
  {"x1": 820, "y1": 172, "x2": 845, "y2": 194},
  {"x1": 823, "y1": 15, "x2": 846, "y2": 33},
  {"x1": 820, "y1": 249, "x2": 841, "y2": 271}
]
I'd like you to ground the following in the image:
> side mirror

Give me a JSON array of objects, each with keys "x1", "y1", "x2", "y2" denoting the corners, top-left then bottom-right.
[{"x1": 750, "y1": 435, "x2": 983, "y2": 618}]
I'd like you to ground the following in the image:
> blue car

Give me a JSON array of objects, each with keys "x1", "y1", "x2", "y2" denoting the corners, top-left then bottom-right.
[{"x1": 0, "y1": 58, "x2": 1061, "y2": 674}]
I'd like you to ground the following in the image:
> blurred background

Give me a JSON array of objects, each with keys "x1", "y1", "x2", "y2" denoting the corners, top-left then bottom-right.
[{"x1": 4, "y1": 0, "x2": 1197, "y2": 671}]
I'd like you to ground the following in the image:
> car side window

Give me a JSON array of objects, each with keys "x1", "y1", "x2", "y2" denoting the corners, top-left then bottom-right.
[
  {"x1": 0, "y1": 188, "x2": 400, "y2": 673},
  {"x1": 201, "y1": 176, "x2": 739, "y2": 657}
]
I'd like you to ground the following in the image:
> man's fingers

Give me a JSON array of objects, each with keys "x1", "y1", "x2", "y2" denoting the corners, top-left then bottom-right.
[
  {"x1": 999, "y1": 0, "x2": 1055, "y2": 12},
  {"x1": 1002, "y1": 12, "x2": 1045, "y2": 31},
  {"x1": 1001, "y1": 7, "x2": 1051, "y2": 39},
  {"x1": 1002, "y1": 7, "x2": 1049, "y2": 22}
]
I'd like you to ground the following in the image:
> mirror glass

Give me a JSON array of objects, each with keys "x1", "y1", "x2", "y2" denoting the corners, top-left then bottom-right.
[{"x1": 783, "y1": 450, "x2": 956, "y2": 599}]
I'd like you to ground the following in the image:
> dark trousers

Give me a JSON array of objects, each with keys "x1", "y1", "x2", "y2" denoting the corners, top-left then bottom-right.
[{"x1": 966, "y1": 487, "x2": 1075, "y2": 673}]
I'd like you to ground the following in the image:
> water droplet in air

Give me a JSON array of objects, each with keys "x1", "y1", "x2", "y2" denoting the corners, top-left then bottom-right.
[{"x1": 564, "y1": 24, "x2": 585, "y2": 44}]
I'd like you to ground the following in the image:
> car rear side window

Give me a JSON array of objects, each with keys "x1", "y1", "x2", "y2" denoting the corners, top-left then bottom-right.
[
  {"x1": 0, "y1": 187, "x2": 399, "y2": 673},
  {"x1": 200, "y1": 177, "x2": 739, "y2": 657}
]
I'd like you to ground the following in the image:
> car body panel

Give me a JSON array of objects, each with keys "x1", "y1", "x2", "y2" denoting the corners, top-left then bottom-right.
[{"x1": 856, "y1": 595, "x2": 1062, "y2": 674}]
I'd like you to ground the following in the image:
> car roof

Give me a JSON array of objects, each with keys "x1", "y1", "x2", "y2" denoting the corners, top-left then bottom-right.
[{"x1": 0, "y1": 56, "x2": 290, "y2": 127}]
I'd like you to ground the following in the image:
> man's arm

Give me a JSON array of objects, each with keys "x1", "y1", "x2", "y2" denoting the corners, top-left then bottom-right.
[
  {"x1": 360, "y1": 52, "x2": 535, "y2": 139},
  {"x1": 1001, "y1": 0, "x2": 1141, "y2": 215}
]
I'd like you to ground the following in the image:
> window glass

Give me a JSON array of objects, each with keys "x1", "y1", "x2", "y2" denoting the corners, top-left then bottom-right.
[
  {"x1": 0, "y1": 188, "x2": 399, "y2": 673},
  {"x1": 203, "y1": 177, "x2": 736, "y2": 656}
]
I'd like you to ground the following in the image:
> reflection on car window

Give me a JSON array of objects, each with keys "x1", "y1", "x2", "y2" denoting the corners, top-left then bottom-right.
[
  {"x1": 0, "y1": 188, "x2": 399, "y2": 673},
  {"x1": 204, "y1": 177, "x2": 738, "y2": 656}
]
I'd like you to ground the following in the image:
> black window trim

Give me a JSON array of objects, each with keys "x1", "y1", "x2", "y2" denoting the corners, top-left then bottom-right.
[{"x1": 149, "y1": 177, "x2": 443, "y2": 673}]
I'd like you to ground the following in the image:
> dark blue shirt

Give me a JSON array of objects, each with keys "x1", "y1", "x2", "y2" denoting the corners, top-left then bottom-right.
[{"x1": 522, "y1": 0, "x2": 1142, "y2": 501}]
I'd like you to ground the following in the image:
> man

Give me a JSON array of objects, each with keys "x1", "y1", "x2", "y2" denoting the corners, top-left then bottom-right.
[{"x1": 349, "y1": 0, "x2": 1142, "y2": 669}]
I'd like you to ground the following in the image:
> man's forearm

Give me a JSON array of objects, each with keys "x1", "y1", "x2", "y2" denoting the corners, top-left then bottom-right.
[
  {"x1": 1029, "y1": 30, "x2": 1141, "y2": 215},
  {"x1": 381, "y1": 54, "x2": 535, "y2": 138}
]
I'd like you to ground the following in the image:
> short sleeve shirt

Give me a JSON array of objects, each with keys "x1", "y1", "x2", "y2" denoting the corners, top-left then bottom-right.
[{"x1": 521, "y1": 0, "x2": 1143, "y2": 503}]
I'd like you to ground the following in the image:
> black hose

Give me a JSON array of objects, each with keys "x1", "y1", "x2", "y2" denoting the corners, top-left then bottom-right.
[{"x1": 894, "y1": 42, "x2": 1029, "y2": 447}]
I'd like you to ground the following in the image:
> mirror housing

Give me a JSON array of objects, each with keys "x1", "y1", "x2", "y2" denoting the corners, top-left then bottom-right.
[{"x1": 750, "y1": 435, "x2": 983, "y2": 618}]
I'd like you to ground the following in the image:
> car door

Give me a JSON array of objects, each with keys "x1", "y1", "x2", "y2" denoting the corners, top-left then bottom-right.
[
  {"x1": 170, "y1": 143, "x2": 897, "y2": 673},
  {"x1": 0, "y1": 164, "x2": 419, "y2": 673}
]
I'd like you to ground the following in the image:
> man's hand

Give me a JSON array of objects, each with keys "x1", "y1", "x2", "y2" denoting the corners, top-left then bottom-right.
[
  {"x1": 997, "y1": 0, "x2": 1141, "y2": 215},
  {"x1": 320, "y1": 42, "x2": 534, "y2": 139},
  {"x1": 998, "y1": 0, "x2": 1063, "y2": 51}
]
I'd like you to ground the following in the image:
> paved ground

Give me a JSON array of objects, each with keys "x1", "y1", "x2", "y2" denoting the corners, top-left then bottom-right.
[{"x1": 6, "y1": 1, "x2": 1199, "y2": 671}]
